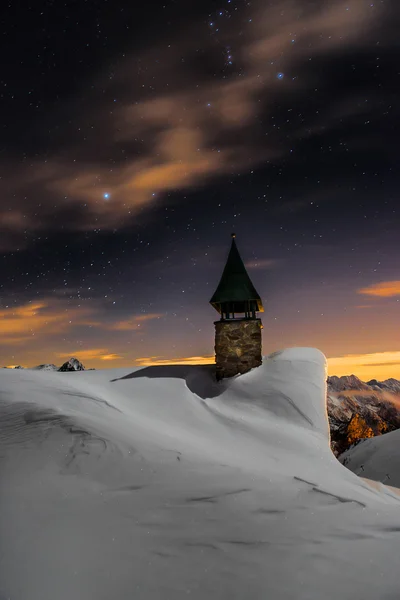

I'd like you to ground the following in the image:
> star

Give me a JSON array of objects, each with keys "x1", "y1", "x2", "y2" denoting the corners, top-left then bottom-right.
[{"x1": 103, "y1": 193, "x2": 110, "y2": 200}]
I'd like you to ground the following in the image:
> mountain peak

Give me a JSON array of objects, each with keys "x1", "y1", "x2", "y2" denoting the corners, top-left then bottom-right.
[
  {"x1": 33, "y1": 364, "x2": 59, "y2": 371},
  {"x1": 327, "y1": 374, "x2": 370, "y2": 392},
  {"x1": 58, "y1": 358, "x2": 85, "y2": 372}
]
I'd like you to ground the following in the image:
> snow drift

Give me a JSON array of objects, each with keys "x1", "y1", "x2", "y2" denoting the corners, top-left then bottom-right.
[
  {"x1": 1, "y1": 347, "x2": 400, "y2": 600},
  {"x1": 341, "y1": 427, "x2": 400, "y2": 488}
]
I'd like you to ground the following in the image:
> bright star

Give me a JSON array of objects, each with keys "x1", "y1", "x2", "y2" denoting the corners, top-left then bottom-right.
[
  {"x1": 277, "y1": 72, "x2": 285, "y2": 80},
  {"x1": 103, "y1": 193, "x2": 110, "y2": 199}
]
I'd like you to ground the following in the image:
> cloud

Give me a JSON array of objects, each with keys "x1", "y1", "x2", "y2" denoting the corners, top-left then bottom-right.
[
  {"x1": 0, "y1": 298, "x2": 163, "y2": 349},
  {"x1": 136, "y1": 355, "x2": 215, "y2": 366},
  {"x1": 0, "y1": 301, "x2": 93, "y2": 343},
  {"x1": 0, "y1": 297, "x2": 167, "y2": 366},
  {"x1": 0, "y1": 0, "x2": 382, "y2": 249},
  {"x1": 333, "y1": 387, "x2": 400, "y2": 407},
  {"x1": 100, "y1": 353, "x2": 123, "y2": 361},
  {"x1": 354, "y1": 305, "x2": 374, "y2": 309},
  {"x1": 358, "y1": 281, "x2": 400, "y2": 298},
  {"x1": 57, "y1": 349, "x2": 123, "y2": 361},
  {"x1": 110, "y1": 313, "x2": 163, "y2": 331}
]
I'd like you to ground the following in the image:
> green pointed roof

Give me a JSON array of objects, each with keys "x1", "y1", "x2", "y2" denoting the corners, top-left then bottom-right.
[{"x1": 210, "y1": 234, "x2": 264, "y2": 313}]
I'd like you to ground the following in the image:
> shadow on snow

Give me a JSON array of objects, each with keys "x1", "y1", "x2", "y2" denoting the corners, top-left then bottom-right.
[{"x1": 110, "y1": 364, "x2": 227, "y2": 399}]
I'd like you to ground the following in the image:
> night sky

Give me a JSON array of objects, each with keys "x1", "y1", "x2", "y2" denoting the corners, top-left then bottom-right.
[{"x1": 1, "y1": 0, "x2": 399, "y2": 379}]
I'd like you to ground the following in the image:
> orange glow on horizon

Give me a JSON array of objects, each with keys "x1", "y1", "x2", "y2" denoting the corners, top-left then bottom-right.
[
  {"x1": 135, "y1": 355, "x2": 215, "y2": 367},
  {"x1": 2, "y1": 350, "x2": 400, "y2": 382},
  {"x1": 327, "y1": 351, "x2": 400, "y2": 381},
  {"x1": 135, "y1": 351, "x2": 400, "y2": 381},
  {"x1": 1, "y1": 300, "x2": 400, "y2": 381}
]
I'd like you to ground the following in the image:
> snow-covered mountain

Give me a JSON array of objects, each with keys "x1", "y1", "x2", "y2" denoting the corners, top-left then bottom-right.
[
  {"x1": 1, "y1": 348, "x2": 400, "y2": 600},
  {"x1": 367, "y1": 377, "x2": 400, "y2": 393},
  {"x1": 327, "y1": 375, "x2": 400, "y2": 456},
  {"x1": 2, "y1": 359, "x2": 84, "y2": 371},
  {"x1": 58, "y1": 357, "x2": 85, "y2": 371}
]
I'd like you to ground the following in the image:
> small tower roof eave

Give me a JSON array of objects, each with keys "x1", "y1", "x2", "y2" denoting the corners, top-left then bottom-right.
[
  {"x1": 209, "y1": 234, "x2": 264, "y2": 314},
  {"x1": 210, "y1": 299, "x2": 264, "y2": 314}
]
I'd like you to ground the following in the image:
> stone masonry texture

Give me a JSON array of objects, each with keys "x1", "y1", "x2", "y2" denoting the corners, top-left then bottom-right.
[{"x1": 214, "y1": 319, "x2": 262, "y2": 380}]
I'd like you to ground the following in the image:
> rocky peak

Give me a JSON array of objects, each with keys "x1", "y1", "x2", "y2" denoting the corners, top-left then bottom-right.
[{"x1": 58, "y1": 358, "x2": 85, "y2": 372}]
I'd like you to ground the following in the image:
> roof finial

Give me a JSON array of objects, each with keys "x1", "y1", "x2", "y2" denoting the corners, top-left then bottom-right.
[{"x1": 231, "y1": 232, "x2": 236, "y2": 238}]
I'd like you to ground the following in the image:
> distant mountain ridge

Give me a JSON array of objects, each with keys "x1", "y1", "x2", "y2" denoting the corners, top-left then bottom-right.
[
  {"x1": 328, "y1": 374, "x2": 400, "y2": 394},
  {"x1": 367, "y1": 377, "x2": 400, "y2": 393},
  {"x1": 3, "y1": 358, "x2": 86, "y2": 372},
  {"x1": 328, "y1": 374, "x2": 371, "y2": 392}
]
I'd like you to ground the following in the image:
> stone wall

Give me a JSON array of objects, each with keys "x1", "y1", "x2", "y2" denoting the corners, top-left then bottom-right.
[{"x1": 214, "y1": 319, "x2": 262, "y2": 380}]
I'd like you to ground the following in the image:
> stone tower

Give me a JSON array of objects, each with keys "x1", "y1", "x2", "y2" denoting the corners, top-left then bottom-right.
[{"x1": 210, "y1": 234, "x2": 264, "y2": 380}]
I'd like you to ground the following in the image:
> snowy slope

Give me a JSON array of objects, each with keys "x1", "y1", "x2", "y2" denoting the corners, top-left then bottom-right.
[
  {"x1": 1, "y1": 347, "x2": 400, "y2": 600},
  {"x1": 341, "y1": 428, "x2": 400, "y2": 488}
]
